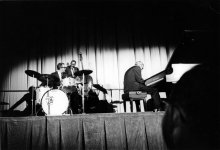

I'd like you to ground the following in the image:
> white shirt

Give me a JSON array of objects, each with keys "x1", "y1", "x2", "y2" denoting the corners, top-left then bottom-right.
[
  {"x1": 71, "y1": 68, "x2": 74, "y2": 76},
  {"x1": 57, "y1": 71, "x2": 62, "y2": 80}
]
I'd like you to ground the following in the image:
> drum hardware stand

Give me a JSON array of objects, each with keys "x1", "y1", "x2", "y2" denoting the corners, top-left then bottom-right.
[
  {"x1": 46, "y1": 77, "x2": 51, "y2": 115},
  {"x1": 46, "y1": 93, "x2": 51, "y2": 115},
  {"x1": 31, "y1": 74, "x2": 36, "y2": 116},
  {"x1": 82, "y1": 73, "x2": 85, "y2": 114},
  {"x1": 46, "y1": 77, "x2": 49, "y2": 87},
  {"x1": 76, "y1": 52, "x2": 93, "y2": 114},
  {"x1": 67, "y1": 93, "x2": 73, "y2": 115},
  {"x1": 25, "y1": 70, "x2": 41, "y2": 116},
  {"x1": 79, "y1": 52, "x2": 85, "y2": 114}
]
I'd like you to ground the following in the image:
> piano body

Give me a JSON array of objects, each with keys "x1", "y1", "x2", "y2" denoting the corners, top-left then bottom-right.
[{"x1": 144, "y1": 30, "x2": 217, "y2": 98}]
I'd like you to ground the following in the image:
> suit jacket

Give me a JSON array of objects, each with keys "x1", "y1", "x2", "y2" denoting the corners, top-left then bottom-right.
[
  {"x1": 65, "y1": 66, "x2": 79, "y2": 78},
  {"x1": 123, "y1": 66, "x2": 145, "y2": 93},
  {"x1": 50, "y1": 71, "x2": 65, "y2": 88}
]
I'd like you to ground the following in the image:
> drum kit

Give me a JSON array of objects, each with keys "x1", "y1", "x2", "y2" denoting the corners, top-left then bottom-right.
[{"x1": 25, "y1": 69, "x2": 93, "y2": 116}]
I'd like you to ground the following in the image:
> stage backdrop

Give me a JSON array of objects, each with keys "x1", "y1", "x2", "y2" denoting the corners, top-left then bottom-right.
[{"x1": 0, "y1": 3, "x2": 178, "y2": 110}]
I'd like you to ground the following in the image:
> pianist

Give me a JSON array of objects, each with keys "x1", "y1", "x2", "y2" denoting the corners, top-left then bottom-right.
[{"x1": 123, "y1": 61, "x2": 162, "y2": 111}]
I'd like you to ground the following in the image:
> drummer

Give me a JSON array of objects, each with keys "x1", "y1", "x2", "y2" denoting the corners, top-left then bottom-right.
[{"x1": 50, "y1": 62, "x2": 67, "y2": 89}]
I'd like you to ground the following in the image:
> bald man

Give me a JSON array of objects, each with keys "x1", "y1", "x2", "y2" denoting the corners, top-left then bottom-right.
[{"x1": 123, "y1": 61, "x2": 162, "y2": 111}]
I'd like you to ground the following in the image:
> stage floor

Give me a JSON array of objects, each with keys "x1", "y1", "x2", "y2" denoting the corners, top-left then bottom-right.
[{"x1": 0, "y1": 112, "x2": 167, "y2": 150}]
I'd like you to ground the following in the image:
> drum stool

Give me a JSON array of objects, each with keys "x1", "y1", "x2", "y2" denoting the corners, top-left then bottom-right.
[{"x1": 122, "y1": 91, "x2": 147, "y2": 112}]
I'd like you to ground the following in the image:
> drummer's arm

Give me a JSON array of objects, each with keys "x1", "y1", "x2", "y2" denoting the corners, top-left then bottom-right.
[
  {"x1": 50, "y1": 74, "x2": 61, "y2": 88},
  {"x1": 62, "y1": 72, "x2": 68, "y2": 78},
  {"x1": 75, "y1": 67, "x2": 79, "y2": 72}
]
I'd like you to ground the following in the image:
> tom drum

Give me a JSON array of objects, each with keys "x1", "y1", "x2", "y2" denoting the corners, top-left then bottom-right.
[{"x1": 36, "y1": 86, "x2": 51, "y2": 104}]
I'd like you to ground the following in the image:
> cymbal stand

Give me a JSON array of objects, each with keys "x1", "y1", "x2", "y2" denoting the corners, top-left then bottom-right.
[
  {"x1": 46, "y1": 77, "x2": 51, "y2": 115},
  {"x1": 82, "y1": 73, "x2": 85, "y2": 114},
  {"x1": 46, "y1": 78, "x2": 49, "y2": 87},
  {"x1": 79, "y1": 52, "x2": 85, "y2": 114},
  {"x1": 31, "y1": 74, "x2": 35, "y2": 116},
  {"x1": 47, "y1": 92, "x2": 50, "y2": 115}
]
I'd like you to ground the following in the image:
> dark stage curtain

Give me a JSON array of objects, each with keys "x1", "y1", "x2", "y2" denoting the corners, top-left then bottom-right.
[{"x1": 0, "y1": 112, "x2": 167, "y2": 150}]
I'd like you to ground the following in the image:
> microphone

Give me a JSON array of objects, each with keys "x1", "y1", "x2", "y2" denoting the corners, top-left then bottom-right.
[
  {"x1": 79, "y1": 52, "x2": 82, "y2": 56},
  {"x1": 79, "y1": 52, "x2": 82, "y2": 60}
]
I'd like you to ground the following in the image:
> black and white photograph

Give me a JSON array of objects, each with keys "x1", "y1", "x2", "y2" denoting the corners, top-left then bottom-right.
[{"x1": 0, "y1": 0, "x2": 219, "y2": 149}]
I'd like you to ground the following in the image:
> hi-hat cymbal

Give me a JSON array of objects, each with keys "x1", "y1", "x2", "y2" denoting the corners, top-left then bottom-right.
[
  {"x1": 25, "y1": 70, "x2": 40, "y2": 78},
  {"x1": 93, "y1": 84, "x2": 107, "y2": 94},
  {"x1": 0, "y1": 102, "x2": 9, "y2": 105},
  {"x1": 74, "y1": 70, "x2": 93, "y2": 76}
]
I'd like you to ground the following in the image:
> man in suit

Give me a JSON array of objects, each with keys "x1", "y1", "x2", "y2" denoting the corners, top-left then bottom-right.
[
  {"x1": 50, "y1": 62, "x2": 66, "y2": 88},
  {"x1": 63, "y1": 60, "x2": 81, "y2": 93},
  {"x1": 64, "y1": 60, "x2": 82, "y2": 113},
  {"x1": 123, "y1": 61, "x2": 162, "y2": 111},
  {"x1": 65, "y1": 60, "x2": 79, "y2": 78}
]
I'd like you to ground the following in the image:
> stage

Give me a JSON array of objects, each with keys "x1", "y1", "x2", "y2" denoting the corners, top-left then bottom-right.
[{"x1": 0, "y1": 112, "x2": 167, "y2": 150}]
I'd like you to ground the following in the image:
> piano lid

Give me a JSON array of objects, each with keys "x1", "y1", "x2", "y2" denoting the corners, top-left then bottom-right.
[
  {"x1": 167, "y1": 30, "x2": 217, "y2": 65},
  {"x1": 145, "y1": 30, "x2": 217, "y2": 86}
]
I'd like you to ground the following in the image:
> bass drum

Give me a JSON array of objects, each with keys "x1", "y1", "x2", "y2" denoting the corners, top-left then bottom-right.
[{"x1": 41, "y1": 89, "x2": 69, "y2": 115}]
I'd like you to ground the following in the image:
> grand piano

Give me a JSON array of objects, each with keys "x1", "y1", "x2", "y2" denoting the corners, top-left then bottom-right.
[{"x1": 144, "y1": 30, "x2": 217, "y2": 98}]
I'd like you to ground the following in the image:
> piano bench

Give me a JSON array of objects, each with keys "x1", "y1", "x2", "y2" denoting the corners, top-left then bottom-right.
[{"x1": 122, "y1": 91, "x2": 147, "y2": 113}]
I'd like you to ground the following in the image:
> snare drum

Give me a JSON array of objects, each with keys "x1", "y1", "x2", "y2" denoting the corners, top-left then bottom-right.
[
  {"x1": 36, "y1": 86, "x2": 51, "y2": 104},
  {"x1": 62, "y1": 77, "x2": 76, "y2": 86},
  {"x1": 61, "y1": 77, "x2": 81, "y2": 93},
  {"x1": 41, "y1": 89, "x2": 69, "y2": 115}
]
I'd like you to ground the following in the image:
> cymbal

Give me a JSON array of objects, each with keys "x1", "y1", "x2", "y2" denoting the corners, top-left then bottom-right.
[
  {"x1": 25, "y1": 70, "x2": 40, "y2": 78},
  {"x1": 74, "y1": 70, "x2": 93, "y2": 76},
  {"x1": 0, "y1": 102, "x2": 9, "y2": 105},
  {"x1": 93, "y1": 84, "x2": 107, "y2": 94},
  {"x1": 38, "y1": 74, "x2": 56, "y2": 83}
]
